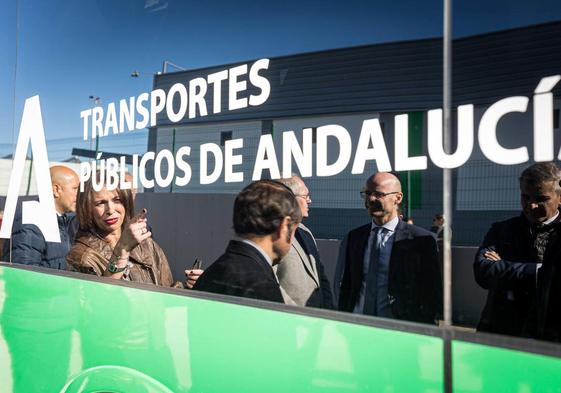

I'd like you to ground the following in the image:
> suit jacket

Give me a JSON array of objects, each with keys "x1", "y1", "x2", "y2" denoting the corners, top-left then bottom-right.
[
  {"x1": 275, "y1": 224, "x2": 334, "y2": 309},
  {"x1": 193, "y1": 240, "x2": 284, "y2": 303},
  {"x1": 338, "y1": 219, "x2": 442, "y2": 324},
  {"x1": 533, "y1": 228, "x2": 561, "y2": 341},
  {"x1": 474, "y1": 214, "x2": 557, "y2": 336}
]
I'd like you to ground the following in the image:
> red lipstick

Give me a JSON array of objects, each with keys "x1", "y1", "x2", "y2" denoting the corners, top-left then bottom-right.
[{"x1": 105, "y1": 217, "x2": 119, "y2": 226}]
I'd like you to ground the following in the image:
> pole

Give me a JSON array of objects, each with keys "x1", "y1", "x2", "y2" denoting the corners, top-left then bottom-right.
[
  {"x1": 170, "y1": 128, "x2": 176, "y2": 193},
  {"x1": 25, "y1": 155, "x2": 33, "y2": 195},
  {"x1": 443, "y1": 0, "x2": 453, "y2": 327},
  {"x1": 407, "y1": 171, "x2": 411, "y2": 218},
  {"x1": 443, "y1": 2, "x2": 454, "y2": 392},
  {"x1": 89, "y1": 96, "x2": 101, "y2": 155}
]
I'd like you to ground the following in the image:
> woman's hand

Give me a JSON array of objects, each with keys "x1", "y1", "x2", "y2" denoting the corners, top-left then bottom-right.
[
  {"x1": 115, "y1": 208, "x2": 151, "y2": 256},
  {"x1": 185, "y1": 269, "x2": 204, "y2": 289}
]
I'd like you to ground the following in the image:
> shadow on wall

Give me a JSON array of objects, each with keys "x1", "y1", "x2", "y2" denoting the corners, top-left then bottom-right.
[{"x1": 135, "y1": 192, "x2": 236, "y2": 281}]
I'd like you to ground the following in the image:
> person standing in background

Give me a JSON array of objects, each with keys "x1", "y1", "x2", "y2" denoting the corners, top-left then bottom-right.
[
  {"x1": 194, "y1": 180, "x2": 301, "y2": 303},
  {"x1": 474, "y1": 162, "x2": 561, "y2": 337},
  {"x1": 337, "y1": 172, "x2": 442, "y2": 324},
  {"x1": 2, "y1": 166, "x2": 79, "y2": 269},
  {"x1": 277, "y1": 175, "x2": 334, "y2": 309}
]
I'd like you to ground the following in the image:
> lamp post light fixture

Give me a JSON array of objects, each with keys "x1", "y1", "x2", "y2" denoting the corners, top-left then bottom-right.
[
  {"x1": 130, "y1": 70, "x2": 162, "y2": 78},
  {"x1": 88, "y1": 95, "x2": 101, "y2": 106}
]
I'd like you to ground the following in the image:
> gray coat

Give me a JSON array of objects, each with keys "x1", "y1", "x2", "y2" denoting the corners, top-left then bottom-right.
[{"x1": 275, "y1": 224, "x2": 334, "y2": 309}]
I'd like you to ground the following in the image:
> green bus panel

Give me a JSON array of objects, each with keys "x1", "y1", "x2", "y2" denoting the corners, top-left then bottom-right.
[
  {"x1": 452, "y1": 340, "x2": 561, "y2": 393},
  {"x1": 0, "y1": 266, "x2": 443, "y2": 393}
]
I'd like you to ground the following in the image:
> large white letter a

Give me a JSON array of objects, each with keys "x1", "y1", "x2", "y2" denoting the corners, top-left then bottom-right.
[{"x1": 0, "y1": 96, "x2": 60, "y2": 242}]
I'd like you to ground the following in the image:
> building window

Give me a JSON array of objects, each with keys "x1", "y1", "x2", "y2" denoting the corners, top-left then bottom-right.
[
  {"x1": 302, "y1": 127, "x2": 318, "y2": 144},
  {"x1": 220, "y1": 131, "x2": 232, "y2": 146},
  {"x1": 261, "y1": 120, "x2": 273, "y2": 135}
]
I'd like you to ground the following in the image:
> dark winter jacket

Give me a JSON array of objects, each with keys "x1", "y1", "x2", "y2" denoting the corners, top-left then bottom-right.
[
  {"x1": 474, "y1": 214, "x2": 560, "y2": 336},
  {"x1": 2, "y1": 211, "x2": 77, "y2": 270}
]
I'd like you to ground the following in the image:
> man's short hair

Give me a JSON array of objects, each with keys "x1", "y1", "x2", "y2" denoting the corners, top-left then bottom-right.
[
  {"x1": 277, "y1": 175, "x2": 303, "y2": 194},
  {"x1": 233, "y1": 180, "x2": 301, "y2": 237},
  {"x1": 519, "y1": 162, "x2": 561, "y2": 193}
]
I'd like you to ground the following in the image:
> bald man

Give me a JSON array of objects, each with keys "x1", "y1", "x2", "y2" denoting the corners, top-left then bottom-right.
[
  {"x1": 337, "y1": 172, "x2": 442, "y2": 324},
  {"x1": 2, "y1": 165, "x2": 79, "y2": 269}
]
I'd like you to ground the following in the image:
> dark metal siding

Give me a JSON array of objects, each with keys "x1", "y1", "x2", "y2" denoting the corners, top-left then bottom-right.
[
  {"x1": 153, "y1": 38, "x2": 443, "y2": 127},
  {"x1": 148, "y1": 21, "x2": 561, "y2": 246},
  {"x1": 453, "y1": 21, "x2": 561, "y2": 105},
  {"x1": 153, "y1": 21, "x2": 561, "y2": 129}
]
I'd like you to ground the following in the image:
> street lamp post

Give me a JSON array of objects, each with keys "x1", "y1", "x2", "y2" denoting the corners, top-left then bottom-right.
[
  {"x1": 129, "y1": 61, "x2": 185, "y2": 194},
  {"x1": 89, "y1": 96, "x2": 101, "y2": 158},
  {"x1": 131, "y1": 60, "x2": 185, "y2": 78}
]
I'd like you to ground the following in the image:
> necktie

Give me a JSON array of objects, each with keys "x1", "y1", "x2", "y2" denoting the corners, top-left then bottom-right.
[{"x1": 363, "y1": 227, "x2": 385, "y2": 315}]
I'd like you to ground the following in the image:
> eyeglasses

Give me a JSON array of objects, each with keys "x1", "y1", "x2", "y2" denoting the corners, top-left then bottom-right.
[
  {"x1": 296, "y1": 194, "x2": 312, "y2": 203},
  {"x1": 360, "y1": 190, "x2": 400, "y2": 200}
]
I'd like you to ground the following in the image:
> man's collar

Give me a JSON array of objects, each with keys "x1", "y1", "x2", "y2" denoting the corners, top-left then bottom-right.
[
  {"x1": 370, "y1": 215, "x2": 399, "y2": 232},
  {"x1": 236, "y1": 237, "x2": 273, "y2": 266},
  {"x1": 522, "y1": 209, "x2": 561, "y2": 227},
  {"x1": 543, "y1": 210, "x2": 560, "y2": 225}
]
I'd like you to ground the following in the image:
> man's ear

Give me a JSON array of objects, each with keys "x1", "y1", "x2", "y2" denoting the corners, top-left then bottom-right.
[
  {"x1": 52, "y1": 183, "x2": 61, "y2": 198},
  {"x1": 277, "y1": 216, "x2": 293, "y2": 239},
  {"x1": 395, "y1": 192, "x2": 404, "y2": 204}
]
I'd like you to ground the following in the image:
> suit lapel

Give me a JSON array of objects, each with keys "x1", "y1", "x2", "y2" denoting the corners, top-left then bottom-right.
[
  {"x1": 393, "y1": 219, "x2": 409, "y2": 243},
  {"x1": 350, "y1": 224, "x2": 371, "y2": 282},
  {"x1": 292, "y1": 238, "x2": 320, "y2": 286},
  {"x1": 541, "y1": 221, "x2": 561, "y2": 263}
]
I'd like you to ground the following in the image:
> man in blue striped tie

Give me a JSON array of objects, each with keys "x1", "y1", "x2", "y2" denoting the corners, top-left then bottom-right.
[{"x1": 337, "y1": 172, "x2": 442, "y2": 324}]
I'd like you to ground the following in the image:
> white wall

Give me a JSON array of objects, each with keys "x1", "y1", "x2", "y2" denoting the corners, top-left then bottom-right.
[{"x1": 0, "y1": 159, "x2": 81, "y2": 197}]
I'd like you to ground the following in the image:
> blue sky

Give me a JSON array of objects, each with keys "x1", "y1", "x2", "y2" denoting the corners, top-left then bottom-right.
[{"x1": 1, "y1": 0, "x2": 561, "y2": 160}]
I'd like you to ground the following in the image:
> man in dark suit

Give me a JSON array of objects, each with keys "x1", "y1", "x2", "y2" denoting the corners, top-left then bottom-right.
[
  {"x1": 193, "y1": 180, "x2": 302, "y2": 303},
  {"x1": 276, "y1": 175, "x2": 334, "y2": 309},
  {"x1": 474, "y1": 162, "x2": 561, "y2": 338},
  {"x1": 337, "y1": 172, "x2": 442, "y2": 324}
]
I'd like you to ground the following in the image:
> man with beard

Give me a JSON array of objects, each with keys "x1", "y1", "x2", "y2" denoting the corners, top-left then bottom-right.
[
  {"x1": 337, "y1": 172, "x2": 442, "y2": 324},
  {"x1": 474, "y1": 162, "x2": 561, "y2": 338},
  {"x1": 193, "y1": 180, "x2": 302, "y2": 303}
]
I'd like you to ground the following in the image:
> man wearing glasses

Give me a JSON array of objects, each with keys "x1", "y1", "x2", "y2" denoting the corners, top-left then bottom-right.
[
  {"x1": 276, "y1": 175, "x2": 334, "y2": 309},
  {"x1": 337, "y1": 172, "x2": 442, "y2": 324}
]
